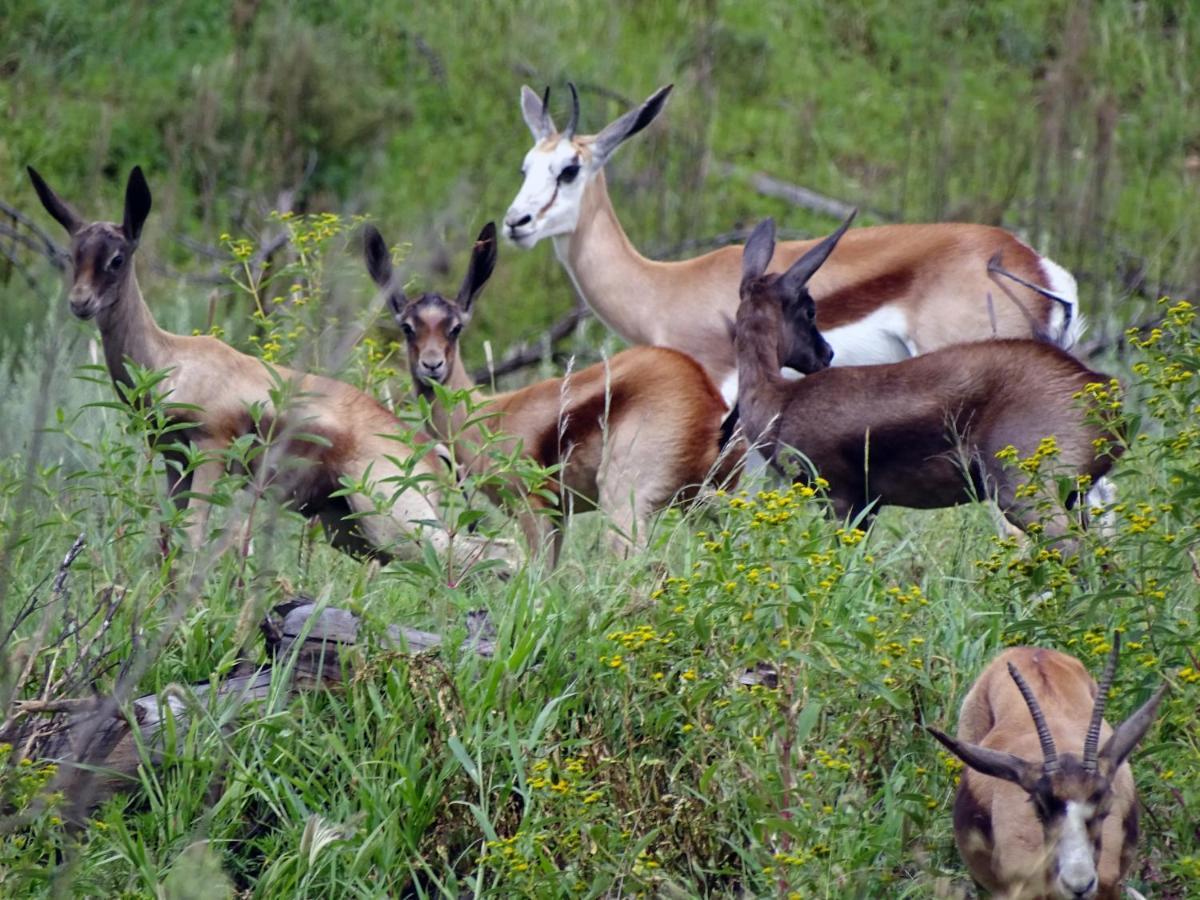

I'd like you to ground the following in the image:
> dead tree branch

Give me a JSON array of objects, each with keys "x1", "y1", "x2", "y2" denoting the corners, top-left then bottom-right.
[{"x1": 0, "y1": 599, "x2": 497, "y2": 820}]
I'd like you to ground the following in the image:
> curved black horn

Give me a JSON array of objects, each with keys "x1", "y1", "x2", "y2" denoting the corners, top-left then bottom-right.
[
  {"x1": 540, "y1": 86, "x2": 552, "y2": 134},
  {"x1": 1007, "y1": 662, "x2": 1059, "y2": 774},
  {"x1": 1083, "y1": 632, "x2": 1121, "y2": 772},
  {"x1": 564, "y1": 82, "x2": 580, "y2": 139}
]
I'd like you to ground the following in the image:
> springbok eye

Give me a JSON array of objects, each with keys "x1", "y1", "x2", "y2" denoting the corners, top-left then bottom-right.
[
  {"x1": 557, "y1": 164, "x2": 581, "y2": 184},
  {"x1": 448, "y1": 324, "x2": 463, "y2": 340},
  {"x1": 109, "y1": 254, "x2": 125, "y2": 271},
  {"x1": 400, "y1": 321, "x2": 415, "y2": 337}
]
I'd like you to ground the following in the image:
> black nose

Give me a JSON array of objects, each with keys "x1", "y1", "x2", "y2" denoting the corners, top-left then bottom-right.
[
  {"x1": 1073, "y1": 878, "x2": 1096, "y2": 897},
  {"x1": 506, "y1": 214, "x2": 532, "y2": 230}
]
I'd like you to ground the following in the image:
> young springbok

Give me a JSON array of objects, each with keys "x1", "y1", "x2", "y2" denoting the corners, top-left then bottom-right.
[
  {"x1": 28, "y1": 165, "x2": 513, "y2": 573},
  {"x1": 734, "y1": 216, "x2": 1119, "y2": 543},
  {"x1": 363, "y1": 222, "x2": 739, "y2": 566},
  {"x1": 505, "y1": 83, "x2": 1081, "y2": 405},
  {"x1": 928, "y1": 637, "x2": 1167, "y2": 899}
]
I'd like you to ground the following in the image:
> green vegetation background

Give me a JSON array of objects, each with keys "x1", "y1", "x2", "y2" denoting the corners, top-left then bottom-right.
[{"x1": 0, "y1": 1, "x2": 1198, "y2": 898}]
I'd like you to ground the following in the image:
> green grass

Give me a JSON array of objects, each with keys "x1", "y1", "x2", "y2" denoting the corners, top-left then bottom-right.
[{"x1": 1, "y1": 1, "x2": 1199, "y2": 896}]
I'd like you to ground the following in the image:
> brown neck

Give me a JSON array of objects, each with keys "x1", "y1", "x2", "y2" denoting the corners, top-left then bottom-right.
[
  {"x1": 735, "y1": 300, "x2": 790, "y2": 442},
  {"x1": 553, "y1": 170, "x2": 662, "y2": 345},
  {"x1": 418, "y1": 350, "x2": 496, "y2": 471},
  {"x1": 94, "y1": 269, "x2": 171, "y2": 390}
]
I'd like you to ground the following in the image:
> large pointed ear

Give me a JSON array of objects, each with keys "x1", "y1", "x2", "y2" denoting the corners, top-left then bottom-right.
[
  {"x1": 592, "y1": 84, "x2": 673, "y2": 163},
  {"x1": 363, "y1": 225, "x2": 394, "y2": 288},
  {"x1": 456, "y1": 222, "x2": 498, "y2": 314},
  {"x1": 741, "y1": 218, "x2": 776, "y2": 290},
  {"x1": 1097, "y1": 683, "x2": 1169, "y2": 774},
  {"x1": 122, "y1": 166, "x2": 152, "y2": 245},
  {"x1": 926, "y1": 727, "x2": 1042, "y2": 792},
  {"x1": 521, "y1": 85, "x2": 555, "y2": 142},
  {"x1": 27, "y1": 166, "x2": 85, "y2": 235},
  {"x1": 779, "y1": 209, "x2": 857, "y2": 296}
]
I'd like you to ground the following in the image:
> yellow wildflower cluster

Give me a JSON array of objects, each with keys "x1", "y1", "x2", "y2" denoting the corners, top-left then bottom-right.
[
  {"x1": 1074, "y1": 378, "x2": 1124, "y2": 414},
  {"x1": 631, "y1": 849, "x2": 661, "y2": 877},
  {"x1": 650, "y1": 574, "x2": 692, "y2": 601},
  {"x1": 608, "y1": 624, "x2": 675, "y2": 652},
  {"x1": 527, "y1": 757, "x2": 592, "y2": 798},
  {"x1": 1178, "y1": 666, "x2": 1200, "y2": 685},
  {"x1": 885, "y1": 584, "x2": 927, "y2": 607},
  {"x1": 811, "y1": 747, "x2": 853, "y2": 773}
]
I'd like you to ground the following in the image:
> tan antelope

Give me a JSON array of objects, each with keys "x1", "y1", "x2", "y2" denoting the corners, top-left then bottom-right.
[
  {"x1": 28, "y1": 165, "x2": 513, "y2": 573},
  {"x1": 928, "y1": 636, "x2": 1168, "y2": 899},
  {"x1": 733, "y1": 215, "x2": 1119, "y2": 545},
  {"x1": 504, "y1": 83, "x2": 1082, "y2": 406},
  {"x1": 363, "y1": 222, "x2": 740, "y2": 566}
]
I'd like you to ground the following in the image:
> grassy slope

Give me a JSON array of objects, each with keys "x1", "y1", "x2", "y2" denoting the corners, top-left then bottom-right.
[{"x1": 0, "y1": 1, "x2": 1198, "y2": 897}]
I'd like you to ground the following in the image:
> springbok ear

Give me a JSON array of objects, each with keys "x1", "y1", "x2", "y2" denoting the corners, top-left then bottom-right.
[
  {"x1": 521, "y1": 85, "x2": 555, "y2": 142},
  {"x1": 779, "y1": 209, "x2": 857, "y2": 296},
  {"x1": 1097, "y1": 683, "x2": 1169, "y2": 773},
  {"x1": 386, "y1": 290, "x2": 408, "y2": 319},
  {"x1": 741, "y1": 218, "x2": 776, "y2": 289},
  {"x1": 122, "y1": 166, "x2": 152, "y2": 246},
  {"x1": 456, "y1": 222, "x2": 498, "y2": 314},
  {"x1": 27, "y1": 166, "x2": 85, "y2": 236},
  {"x1": 592, "y1": 84, "x2": 673, "y2": 163},
  {"x1": 926, "y1": 727, "x2": 1042, "y2": 792},
  {"x1": 363, "y1": 225, "x2": 394, "y2": 288}
]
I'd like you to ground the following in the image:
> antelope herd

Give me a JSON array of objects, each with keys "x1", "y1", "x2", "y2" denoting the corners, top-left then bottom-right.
[{"x1": 27, "y1": 79, "x2": 1170, "y2": 897}]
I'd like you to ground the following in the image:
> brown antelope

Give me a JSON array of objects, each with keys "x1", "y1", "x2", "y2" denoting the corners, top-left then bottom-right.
[
  {"x1": 28, "y1": 165, "x2": 513, "y2": 573},
  {"x1": 504, "y1": 83, "x2": 1082, "y2": 406},
  {"x1": 928, "y1": 637, "x2": 1168, "y2": 899},
  {"x1": 734, "y1": 215, "x2": 1119, "y2": 543},
  {"x1": 363, "y1": 222, "x2": 740, "y2": 566}
]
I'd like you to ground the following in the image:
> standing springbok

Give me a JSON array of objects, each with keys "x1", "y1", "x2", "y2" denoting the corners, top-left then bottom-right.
[
  {"x1": 505, "y1": 83, "x2": 1081, "y2": 405},
  {"x1": 734, "y1": 216, "x2": 1119, "y2": 543},
  {"x1": 928, "y1": 637, "x2": 1167, "y2": 899},
  {"x1": 363, "y1": 222, "x2": 740, "y2": 566},
  {"x1": 28, "y1": 165, "x2": 513, "y2": 573}
]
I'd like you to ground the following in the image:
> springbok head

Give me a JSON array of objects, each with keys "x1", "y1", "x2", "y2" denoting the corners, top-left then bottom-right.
[
  {"x1": 28, "y1": 166, "x2": 152, "y2": 321},
  {"x1": 929, "y1": 636, "x2": 1167, "y2": 900},
  {"x1": 364, "y1": 222, "x2": 497, "y2": 392},
  {"x1": 737, "y1": 214, "x2": 856, "y2": 375},
  {"x1": 504, "y1": 83, "x2": 673, "y2": 248}
]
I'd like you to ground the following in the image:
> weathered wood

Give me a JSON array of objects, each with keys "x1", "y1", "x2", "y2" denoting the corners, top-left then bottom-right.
[{"x1": 3, "y1": 600, "x2": 496, "y2": 821}]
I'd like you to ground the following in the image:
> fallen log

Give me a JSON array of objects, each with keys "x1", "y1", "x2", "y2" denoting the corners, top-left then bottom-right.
[{"x1": 1, "y1": 599, "x2": 496, "y2": 822}]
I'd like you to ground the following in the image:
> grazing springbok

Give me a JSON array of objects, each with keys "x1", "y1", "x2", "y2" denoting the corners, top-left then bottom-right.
[
  {"x1": 363, "y1": 222, "x2": 740, "y2": 566},
  {"x1": 29, "y1": 165, "x2": 513, "y2": 573},
  {"x1": 505, "y1": 83, "x2": 1082, "y2": 405},
  {"x1": 733, "y1": 216, "x2": 1119, "y2": 544},
  {"x1": 928, "y1": 637, "x2": 1168, "y2": 899}
]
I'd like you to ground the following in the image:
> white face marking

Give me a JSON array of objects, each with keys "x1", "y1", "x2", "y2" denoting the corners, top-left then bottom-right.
[
  {"x1": 504, "y1": 138, "x2": 592, "y2": 248},
  {"x1": 819, "y1": 305, "x2": 913, "y2": 366},
  {"x1": 1055, "y1": 801, "x2": 1098, "y2": 899}
]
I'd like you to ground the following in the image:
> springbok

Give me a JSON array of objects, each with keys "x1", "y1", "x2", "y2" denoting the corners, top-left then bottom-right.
[
  {"x1": 28, "y1": 165, "x2": 513, "y2": 573},
  {"x1": 504, "y1": 83, "x2": 1082, "y2": 405},
  {"x1": 363, "y1": 222, "x2": 740, "y2": 566},
  {"x1": 928, "y1": 636, "x2": 1168, "y2": 899},
  {"x1": 733, "y1": 216, "x2": 1119, "y2": 544}
]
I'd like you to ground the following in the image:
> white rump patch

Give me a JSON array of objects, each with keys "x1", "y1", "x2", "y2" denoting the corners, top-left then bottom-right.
[
  {"x1": 821, "y1": 305, "x2": 913, "y2": 366},
  {"x1": 1039, "y1": 255, "x2": 1084, "y2": 349}
]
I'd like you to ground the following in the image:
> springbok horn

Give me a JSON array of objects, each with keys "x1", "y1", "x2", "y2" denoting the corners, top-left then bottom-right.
[
  {"x1": 564, "y1": 82, "x2": 580, "y2": 140},
  {"x1": 540, "y1": 86, "x2": 552, "y2": 135},
  {"x1": 1007, "y1": 662, "x2": 1059, "y2": 774},
  {"x1": 1083, "y1": 632, "x2": 1121, "y2": 772}
]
